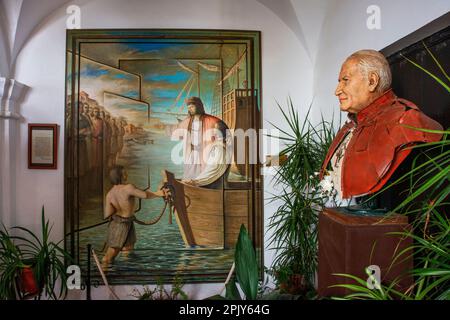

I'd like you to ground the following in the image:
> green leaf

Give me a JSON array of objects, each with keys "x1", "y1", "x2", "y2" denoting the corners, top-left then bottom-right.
[
  {"x1": 422, "y1": 41, "x2": 450, "y2": 83},
  {"x1": 225, "y1": 280, "x2": 242, "y2": 300},
  {"x1": 235, "y1": 225, "x2": 258, "y2": 300},
  {"x1": 400, "y1": 125, "x2": 449, "y2": 135},
  {"x1": 402, "y1": 54, "x2": 450, "y2": 93}
]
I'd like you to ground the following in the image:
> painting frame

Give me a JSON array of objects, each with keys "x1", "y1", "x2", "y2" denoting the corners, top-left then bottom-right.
[
  {"x1": 28, "y1": 123, "x2": 58, "y2": 169},
  {"x1": 64, "y1": 29, "x2": 263, "y2": 284}
]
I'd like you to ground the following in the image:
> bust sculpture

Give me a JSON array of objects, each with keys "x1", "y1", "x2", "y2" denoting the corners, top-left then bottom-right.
[{"x1": 320, "y1": 50, "x2": 443, "y2": 214}]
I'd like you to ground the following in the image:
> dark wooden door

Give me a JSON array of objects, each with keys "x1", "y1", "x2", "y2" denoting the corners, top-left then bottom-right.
[{"x1": 385, "y1": 26, "x2": 450, "y2": 129}]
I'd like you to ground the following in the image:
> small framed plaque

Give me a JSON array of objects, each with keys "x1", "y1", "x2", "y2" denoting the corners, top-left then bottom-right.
[{"x1": 28, "y1": 124, "x2": 58, "y2": 169}]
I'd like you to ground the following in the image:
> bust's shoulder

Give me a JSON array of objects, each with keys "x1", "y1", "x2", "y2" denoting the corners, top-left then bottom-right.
[
  {"x1": 371, "y1": 97, "x2": 443, "y2": 142},
  {"x1": 375, "y1": 97, "x2": 421, "y2": 124}
]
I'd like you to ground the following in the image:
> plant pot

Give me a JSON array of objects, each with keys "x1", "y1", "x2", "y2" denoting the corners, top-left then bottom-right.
[
  {"x1": 17, "y1": 266, "x2": 39, "y2": 299},
  {"x1": 279, "y1": 274, "x2": 308, "y2": 295}
]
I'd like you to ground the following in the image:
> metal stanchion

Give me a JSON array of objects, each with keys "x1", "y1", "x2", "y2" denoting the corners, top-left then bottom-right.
[{"x1": 86, "y1": 243, "x2": 91, "y2": 300}]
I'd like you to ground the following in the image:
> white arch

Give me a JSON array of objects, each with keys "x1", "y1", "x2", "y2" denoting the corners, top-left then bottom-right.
[
  {"x1": 3, "y1": 0, "x2": 331, "y2": 78},
  {"x1": 256, "y1": 0, "x2": 312, "y2": 62},
  {"x1": 4, "y1": 0, "x2": 74, "y2": 78}
]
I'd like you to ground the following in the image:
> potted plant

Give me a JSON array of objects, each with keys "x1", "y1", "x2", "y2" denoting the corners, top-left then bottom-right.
[
  {"x1": 267, "y1": 100, "x2": 337, "y2": 295},
  {"x1": 0, "y1": 207, "x2": 71, "y2": 300},
  {"x1": 0, "y1": 227, "x2": 39, "y2": 299}
]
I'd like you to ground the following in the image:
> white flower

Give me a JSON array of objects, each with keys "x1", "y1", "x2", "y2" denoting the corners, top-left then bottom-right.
[{"x1": 319, "y1": 176, "x2": 334, "y2": 193}]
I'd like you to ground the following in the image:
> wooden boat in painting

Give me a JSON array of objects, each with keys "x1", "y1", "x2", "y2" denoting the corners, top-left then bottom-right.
[{"x1": 163, "y1": 170, "x2": 250, "y2": 249}]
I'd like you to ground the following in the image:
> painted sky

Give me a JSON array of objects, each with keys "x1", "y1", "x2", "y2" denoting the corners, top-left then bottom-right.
[
  {"x1": 120, "y1": 58, "x2": 221, "y2": 116},
  {"x1": 79, "y1": 56, "x2": 140, "y2": 105},
  {"x1": 77, "y1": 42, "x2": 248, "y2": 125},
  {"x1": 103, "y1": 93, "x2": 149, "y2": 127}
]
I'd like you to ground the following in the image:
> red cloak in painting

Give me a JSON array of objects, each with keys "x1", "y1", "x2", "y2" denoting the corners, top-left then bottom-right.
[{"x1": 173, "y1": 114, "x2": 224, "y2": 180}]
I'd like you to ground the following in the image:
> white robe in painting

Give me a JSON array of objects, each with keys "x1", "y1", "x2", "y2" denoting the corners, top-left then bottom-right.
[
  {"x1": 171, "y1": 114, "x2": 230, "y2": 185},
  {"x1": 193, "y1": 139, "x2": 229, "y2": 186}
]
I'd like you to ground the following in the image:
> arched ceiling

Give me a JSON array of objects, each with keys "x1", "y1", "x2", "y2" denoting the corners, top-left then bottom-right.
[
  {"x1": 0, "y1": 0, "x2": 72, "y2": 77},
  {"x1": 256, "y1": 0, "x2": 312, "y2": 61},
  {"x1": 0, "y1": 0, "x2": 329, "y2": 79}
]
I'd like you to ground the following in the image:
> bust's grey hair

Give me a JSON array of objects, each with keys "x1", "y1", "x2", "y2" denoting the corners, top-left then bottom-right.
[{"x1": 348, "y1": 49, "x2": 392, "y2": 93}]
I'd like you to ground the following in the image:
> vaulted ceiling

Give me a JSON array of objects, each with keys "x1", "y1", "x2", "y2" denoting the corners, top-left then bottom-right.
[{"x1": 0, "y1": 0, "x2": 331, "y2": 79}]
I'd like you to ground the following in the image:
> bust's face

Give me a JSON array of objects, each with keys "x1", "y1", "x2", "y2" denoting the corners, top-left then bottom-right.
[{"x1": 335, "y1": 58, "x2": 372, "y2": 114}]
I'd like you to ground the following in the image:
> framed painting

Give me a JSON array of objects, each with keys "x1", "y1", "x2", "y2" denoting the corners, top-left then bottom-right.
[{"x1": 64, "y1": 29, "x2": 263, "y2": 284}]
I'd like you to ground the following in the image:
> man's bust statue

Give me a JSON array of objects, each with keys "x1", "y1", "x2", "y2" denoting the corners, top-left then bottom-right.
[{"x1": 320, "y1": 50, "x2": 443, "y2": 208}]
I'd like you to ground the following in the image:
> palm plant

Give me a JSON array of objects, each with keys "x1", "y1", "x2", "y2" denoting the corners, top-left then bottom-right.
[
  {"x1": 267, "y1": 99, "x2": 337, "y2": 292},
  {"x1": 372, "y1": 127, "x2": 449, "y2": 230}
]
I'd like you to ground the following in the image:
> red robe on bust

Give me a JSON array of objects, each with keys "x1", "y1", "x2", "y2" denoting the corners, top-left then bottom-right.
[{"x1": 320, "y1": 89, "x2": 443, "y2": 199}]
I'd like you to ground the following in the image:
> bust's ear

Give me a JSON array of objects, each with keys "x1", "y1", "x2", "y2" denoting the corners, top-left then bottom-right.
[{"x1": 368, "y1": 72, "x2": 380, "y2": 92}]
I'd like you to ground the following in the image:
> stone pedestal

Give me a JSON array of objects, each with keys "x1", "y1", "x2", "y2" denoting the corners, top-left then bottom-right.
[{"x1": 318, "y1": 207, "x2": 413, "y2": 297}]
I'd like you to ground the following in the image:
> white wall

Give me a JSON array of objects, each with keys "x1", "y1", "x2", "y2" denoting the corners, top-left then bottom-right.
[
  {"x1": 12, "y1": 0, "x2": 315, "y2": 300},
  {"x1": 313, "y1": 0, "x2": 450, "y2": 123},
  {"x1": 290, "y1": 0, "x2": 331, "y2": 65}
]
